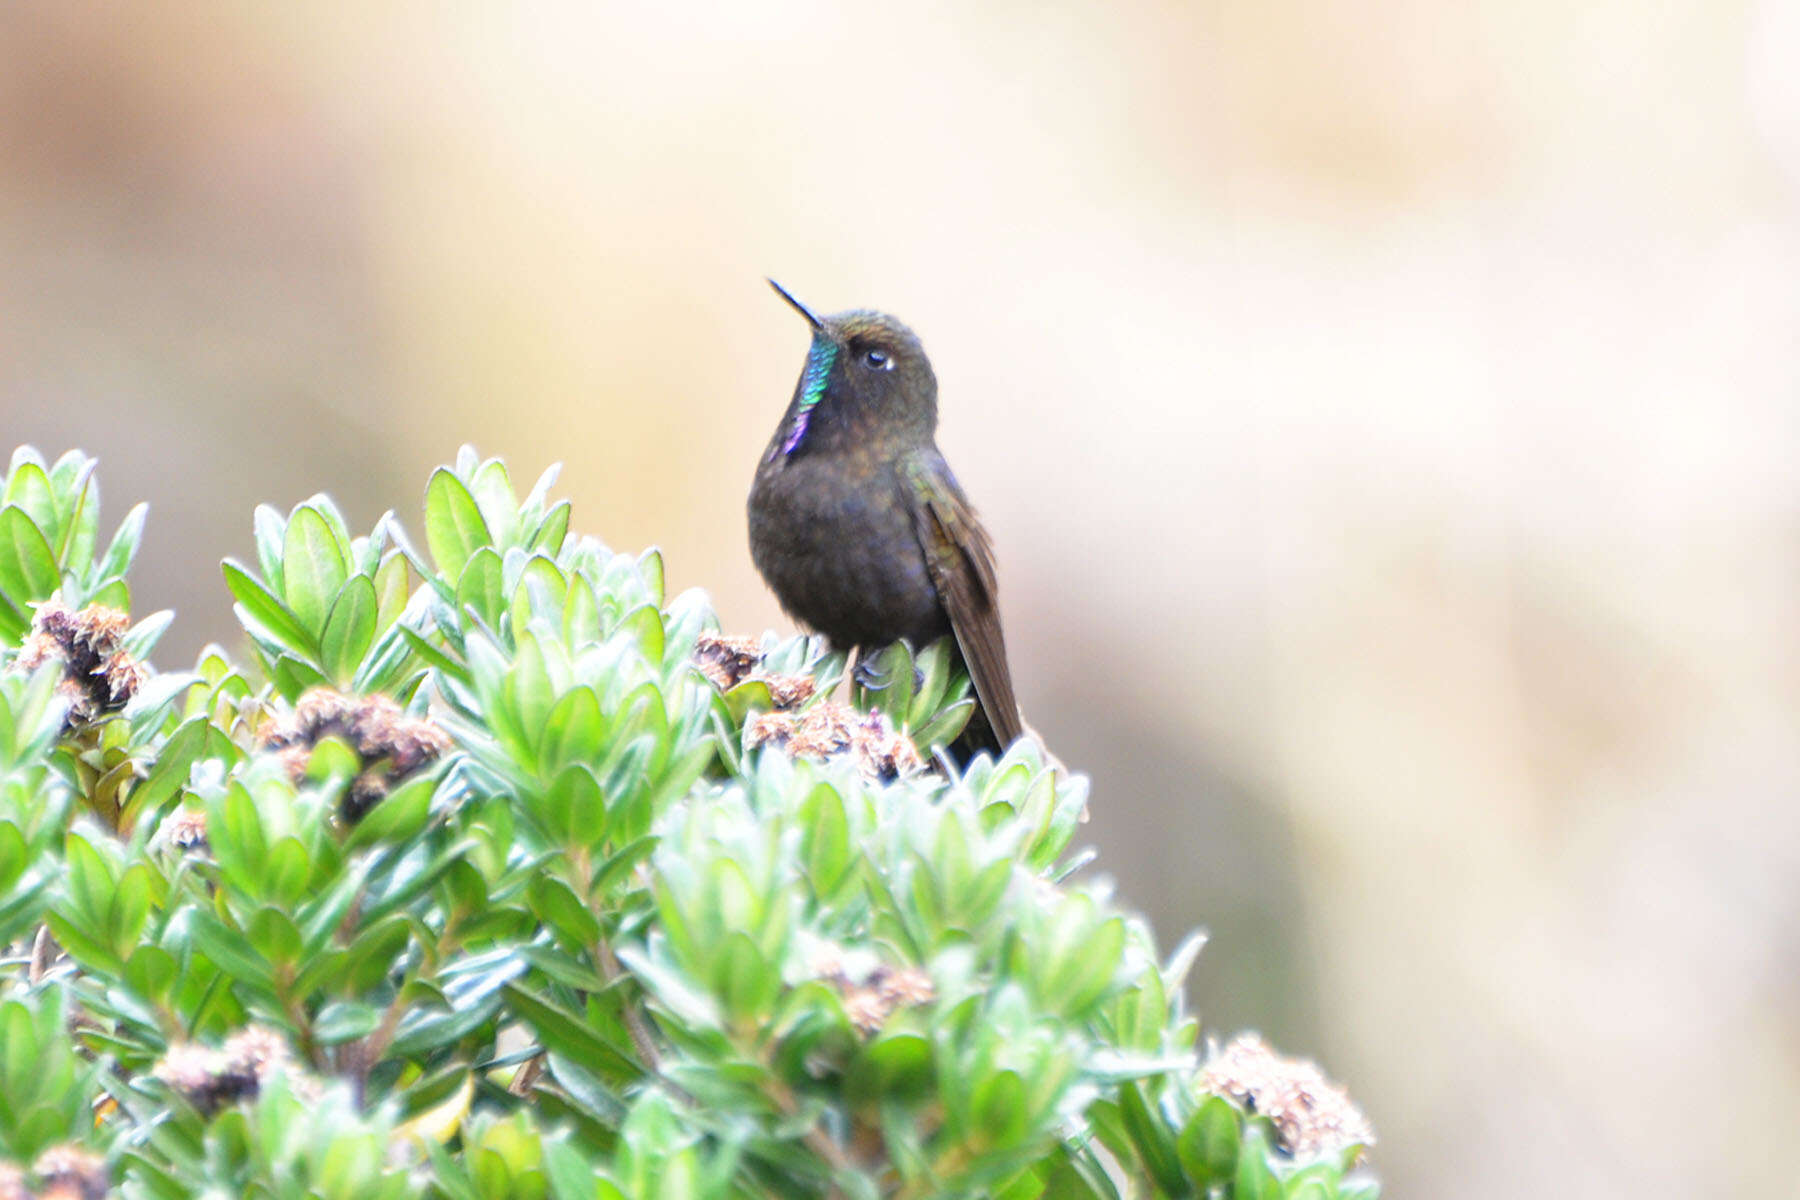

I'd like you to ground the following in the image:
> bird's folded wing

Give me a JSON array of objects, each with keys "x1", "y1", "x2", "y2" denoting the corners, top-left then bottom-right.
[{"x1": 903, "y1": 454, "x2": 1023, "y2": 748}]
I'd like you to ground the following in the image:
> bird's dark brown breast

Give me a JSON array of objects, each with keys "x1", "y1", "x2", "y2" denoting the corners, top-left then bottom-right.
[{"x1": 748, "y1": 454, "x2": 949, "y2": 650}]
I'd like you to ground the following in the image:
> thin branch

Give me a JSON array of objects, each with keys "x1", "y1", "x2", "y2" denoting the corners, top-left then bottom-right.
[
  {"x1": 29, "y1": 925, "x2": 55, "y2": 985},
  {"x1": 592, "y1": 937, "x2": 663, "y2": 1073}
]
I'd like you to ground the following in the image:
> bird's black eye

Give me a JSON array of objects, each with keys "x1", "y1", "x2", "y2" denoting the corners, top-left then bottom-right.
[{"x1": 863, "y1": 348, "x2": 893, "y2": 371}]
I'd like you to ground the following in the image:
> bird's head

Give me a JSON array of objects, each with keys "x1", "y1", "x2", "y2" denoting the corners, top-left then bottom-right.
[{"x1": 766, "y1": 280, "x2": 938, "y2": 461}]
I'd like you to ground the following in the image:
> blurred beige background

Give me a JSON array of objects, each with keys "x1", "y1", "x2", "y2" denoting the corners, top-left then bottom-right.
[{"x1": 5, "y1": 2, "x2": 1798, "y2": 1195}]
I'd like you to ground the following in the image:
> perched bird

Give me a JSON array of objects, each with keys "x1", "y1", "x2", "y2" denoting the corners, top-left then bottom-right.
[{"x1": 748, "y1": 280, "x2": 1023, "y2": 759}]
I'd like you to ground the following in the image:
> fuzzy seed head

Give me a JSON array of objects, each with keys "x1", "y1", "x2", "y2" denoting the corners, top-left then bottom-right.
[
  {"x1": 155, "y1": 806, "x2": 209, "y2": 851},
  {"x1": 694, "y1": 632, "x2": 764, "y2": 691},
  {"x1": 31, "y1": 1145, "x2": 108, "y2": 1200},
  {"x1": 16, "y1": 601, "x2": 146, "y2": 725},
  {"x1": 747, "y1": 701, "x2": 921, "y2": 781},
  {"x1": 1201, "y1": 1034, "x2": 1374, "y2": 1161},
  {"x1": 258, "y1": 687, "x2": 451, "y2": 823}
]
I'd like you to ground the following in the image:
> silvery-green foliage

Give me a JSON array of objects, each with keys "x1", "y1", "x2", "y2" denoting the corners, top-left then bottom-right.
[{"x1": 0, "y1": 447, "x2": 1377, "y2": 1199}]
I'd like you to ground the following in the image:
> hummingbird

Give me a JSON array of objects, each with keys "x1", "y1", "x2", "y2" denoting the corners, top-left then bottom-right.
[{"x1": 748, "y1": 280, "x2": 1023, "y2": 759}]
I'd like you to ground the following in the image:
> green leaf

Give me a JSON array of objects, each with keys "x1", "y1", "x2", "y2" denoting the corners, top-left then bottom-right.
[
  {"x1": 1039, "y1": 907, "x2": 1125, "y2": 1018},
  {"x1": 0, "y1": 590, "x2": 27, "y2": 643},
  {"x1": 356, "y1": 625, "x2": 422, "y2": 695},
  {"x1": 540, "y1": 688, "x2": 604, "y2": 778},
  {"x1": 544, "y1": 1054, "x2": 628, "y2": 1126},
  {"x1": 399, "y1": 625, "x2": 469, "y2": 682},
  {"x1": 635, "y1": 548, "x2": 664, "y2": 606},
  {"x1": 1285, "y1": 1174, "x2": 1337, "y2": 1200},
  {"x1": 1110, "y1": 973, "x2": 1167, "y2": 1054},
  {"x1": 911, "y1": 637, "x2": 953, "y2": 722},
  {"x1": 456, "y1": 547, "x2": 505, "y2": 632},
  {"x1": 1236, "y1": 1126, "x2": 1283, "y2": 1200},
  {"x1": 87, "y1": 577, "x2": 129, "y2": 611},
  {"x1": 800, "y1": 785, "x2": 852, "y2": 897},
  {"x1": 517, "y1": 943, "x2": 607, "y2": 992},
  {"x1": 545, "y1": 764, "x2": 606, "y2": 847},
  {"x1": 425, "y1": 469, "x2": 491, "y2": 581},
  {"x1": 43, "y1": 911, "x2": 119, "y2": 978},
  {"x1": 211, "y1": 782, "x2": 270, "y2": 891},
  {"x1": 313, "y1": 1001, "x2": 384, "y2": 1044},
  {"x1": 283, "y1": 505, "x2": 349, "y2": 636},
  {"x1": 373, "y1": 553, "x2": 410, "y2": 632},
  {"x1": 265, "y1": 837, "x2": 313, "y2": 909},
  {"x1": 614, "y1": 605, "x2": 664, "y2": 664},
  {"x1": 306, "y1": 493, "x2": 355, "y2": 556},
  {"x1": 849, "y1": 1031, "x2": 934, "y2": 1102},
  {"x1": 252, "y1": 503, "x2": 287, "y2": 589},
  {"x1": 2, "y1": 463, "x2": 57, "y2": 542},
  {"x1": 222, "y1": 560, "x2": 315, "y2": 656},
  {"x1": 971, "y1": 1069, "x2": 1029, "y2": 1149},
  {"x1": 564, "y1": 576, "x2": 600, "y2": 646},
  {"x1": 590, "y1": 835, "x2": 657, "y2": 898},
  {"x1": 390, "y1": 948, "x2": 525, "y2": 1057},
  {"x1": 856, "y1": 641, "x2": 916, "y2": 726},
  {"x1": 1119, "y1": 1081, "x2": 1185, "y2": 1196},
  {"x1": 98, "y1": 502, "x2": 149, "y2": 580},
  {"x1": 470, "y1": 459, "x2": 521, "y2": 551},
  {"x1": 53, "y1": 834, "x2": 123, "y2": 973},
  {"x1": 248, "y1": 905, "x2": 303, "y2": 966},
  {"x1": 343, "y1": 772, "x2": 435, "y2": 849},
  {"x1": 57, "y1": 456, "x2": 99, "y2": 568},
  {"x1": 341, "y1": 913, "x2": 411, "y2": 993},
  {"x1": 503, "y1": 634, "x2": 555, "y2": 769},
  {"x1": 124, "y1": 674, "x2": 200, "y2": 740},
  {"x1": 546, "y1": 1134, "x2": 612, "y2": 1200},
  {"x1": 63, "y1": 833, "x2": 116, "y2": 933},
  {"x1": 125, "y1": 945, "x2": 178, "y2": 1005},
  {"x1": 0, "y1": 824, "x2": 24, "y2": 892},
  {"x1": 1179, "y1": 1095, "x2": 1243, "y2": 1186},
  {"x1": 0, "y1": 506, "x2": 60, "y2": 607},
  {"x1": 707, "y1": 932, "x2": 775, "y2": 1023},
  {"x1": 268, "y1": 653, "x2": 329, "y2": 701},
  {"x1": 120, "y1": 719, "x2": 207, "y2": 831},
  {"x1": 527, "y1": 875, "x2": 601, "y2": 948},
  {"x1": 508, "y1": 553, "x2": 567, "y2": 635},
  {"x1": 519, "y1": 461, "x2": 561, "y2": 517},
  {"x1": 108, "y1": 863, "x2": 154, "y2": 961},
  {"x1": 320, "y1": 573, "x2": 379, "y2": 685},
  {"x1": 503, "y1": 985, "x2": 639, "y2": 1080},
  {"x1": 913, "y1": 698, "x2": 975, "y2": 752},
  {"x1": 120, "y1": 609, "x2": 174, "y2": 660},
  {"x1": 531, "y1": 500, "x2": 571, "y2": 555}
]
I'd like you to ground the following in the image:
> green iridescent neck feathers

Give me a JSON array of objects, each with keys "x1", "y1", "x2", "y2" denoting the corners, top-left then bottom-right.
[{"x1": 774, "y1": 334, "x2": 838, "y2": 460}]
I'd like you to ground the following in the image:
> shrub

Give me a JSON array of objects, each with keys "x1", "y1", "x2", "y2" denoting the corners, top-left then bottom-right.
[{"x1": 0, "y1": 446, "x2": 1376, "y2": 1199}]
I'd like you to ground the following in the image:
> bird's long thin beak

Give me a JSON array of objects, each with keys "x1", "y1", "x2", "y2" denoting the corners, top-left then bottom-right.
[{"x1": 767, "y1": 278, "x2": 825, "y2": 332}]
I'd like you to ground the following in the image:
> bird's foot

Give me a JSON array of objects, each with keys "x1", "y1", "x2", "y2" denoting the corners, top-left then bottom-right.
[{"x1": 851, "y1": 656, "x2": 924, "y2": 693}]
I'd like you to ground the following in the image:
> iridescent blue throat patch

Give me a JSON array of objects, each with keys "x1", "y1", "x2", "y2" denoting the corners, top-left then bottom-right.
[{"x1": 777, "y1": 335, "x2": 838, "y2": 458}]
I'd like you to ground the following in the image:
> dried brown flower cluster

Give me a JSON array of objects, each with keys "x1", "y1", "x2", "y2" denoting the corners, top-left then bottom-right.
[
  {"x1": 152, "y1": 1025, "x2": 302, "y2": 1116},
  {"x1": 813, "y1": 948, "x2": 936, "y2": 1035},
  {"x1": 0, "y1": 1145, "x2": 110, "y2": 1200},
  {"x1": 23, "y1": 1145, "x2": 107, "y2": 1200},
  {"x1": 15, "y1": 601, "x2": 145, "y2": 725},
  {"x1": 693, "y1": 633, "x2": 762, "y2": 689},
  {"x1": 0, "y1": 1147, "x2": 107, "y2": 1200},
  {"x1": 1200, "y1": 1034, "x2": 1374, "y2": 1161},
  {"x1": 747, "y1": 702, "x2": 922, "y2": 781},
  {"x1": 258, "y1": 688, "x2": 452, "y2": 822},
  {"x1": 693, "y1": 632, "x2": 817, "y2": 710},
  {"x1": 153, "y1": 806, "x2": 209, "y2": 853}
]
